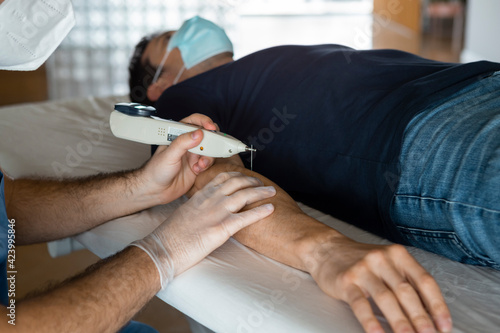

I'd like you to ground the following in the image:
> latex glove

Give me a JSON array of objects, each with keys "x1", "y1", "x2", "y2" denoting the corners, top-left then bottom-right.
[
  {"x1": 132, "y1": 172, "x2": 276, "y2": 289},
  {"x1": 306, "y1": 236, "x2": 452, "y2": 333},
  {"x1": 139, "y1": 113, "x2": 218, "y2": 205}
]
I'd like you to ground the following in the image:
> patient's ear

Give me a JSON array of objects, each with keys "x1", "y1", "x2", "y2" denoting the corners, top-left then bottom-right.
[
  {"x1": 147, "y1": 76, "x2": 171, "y2": 102},
  {"x1": 147, "y1": 81, "x2": 165, "y2": 102}
]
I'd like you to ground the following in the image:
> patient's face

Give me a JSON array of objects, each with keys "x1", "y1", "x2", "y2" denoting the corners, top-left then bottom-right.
[
  {"x1": 142, "y1": 30, "x2": 186, "y2": 101},
  {"x1": 142, "y1": 30, "x2": 183, "y2": 76}
]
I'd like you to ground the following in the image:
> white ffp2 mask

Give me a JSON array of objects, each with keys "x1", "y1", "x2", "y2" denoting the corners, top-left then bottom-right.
[{"x1": 0, "y1": 0, "x2": 75, "y2": 71}]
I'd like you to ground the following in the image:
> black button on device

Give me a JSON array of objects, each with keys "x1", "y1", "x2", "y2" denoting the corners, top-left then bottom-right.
[{"x1": 114, "y1": 103, "x2": 157, "y2": 117}]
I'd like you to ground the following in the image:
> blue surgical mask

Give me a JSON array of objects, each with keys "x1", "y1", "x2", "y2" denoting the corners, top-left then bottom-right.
[{"x1": 152, "y1": 16, "x2": 233, "y2": 84}]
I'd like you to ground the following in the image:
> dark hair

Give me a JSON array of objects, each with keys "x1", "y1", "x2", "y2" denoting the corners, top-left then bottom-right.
[{"x1": 128, "y1": 34, "x2": 159, "y2": 106}]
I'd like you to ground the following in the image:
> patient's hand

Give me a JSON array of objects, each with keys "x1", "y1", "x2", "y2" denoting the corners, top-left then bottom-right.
[{"x1": 304, "y1": 235, "x2": 452, "y2": 333}]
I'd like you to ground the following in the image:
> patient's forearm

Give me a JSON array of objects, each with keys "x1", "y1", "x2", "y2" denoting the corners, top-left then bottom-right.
[
  {"x1": 192, "y1": 163, "x2": 454, "y2": 333},
  {"x1": 192, "y1": 163, "x2": 343, "y2": 272},
  {"x1": 4, "y1": 171, "x2": 162, "y2": 245}
]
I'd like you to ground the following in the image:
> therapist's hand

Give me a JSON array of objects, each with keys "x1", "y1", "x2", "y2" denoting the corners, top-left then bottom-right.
[
  {"x1": 305, "y1": 236, "x2": 452, "y2": 333},
  {"x1": 139, "y1": 113, "x2": 218, "y2": 204},
  {"x1": 132, "y1": 172, "x2": 276, "y2": 289}
]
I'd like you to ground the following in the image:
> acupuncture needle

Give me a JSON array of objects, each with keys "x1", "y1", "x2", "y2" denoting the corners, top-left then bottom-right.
[{"x1": 250, "y1": 145, "x2": 254, "y2": 171}]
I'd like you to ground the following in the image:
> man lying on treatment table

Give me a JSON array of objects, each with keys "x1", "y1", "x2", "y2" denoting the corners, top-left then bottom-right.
[{"x1": 128, "y1": 16, "x2": 500, "y2": 333}]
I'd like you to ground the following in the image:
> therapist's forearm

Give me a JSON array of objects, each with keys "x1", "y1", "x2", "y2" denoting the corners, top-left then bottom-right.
[
  {"x1": 0, "y1": 246, "x2": 160, "y2": 333},
  {"x1": 4, "y1": 171, "x2": 163, "y2": 245}
]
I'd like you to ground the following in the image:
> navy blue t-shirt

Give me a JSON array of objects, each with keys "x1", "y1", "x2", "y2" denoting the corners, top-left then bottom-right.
[
  {"x1": 154, "y1": 45, "x2": 500, "y2": 240},
  {"x1": 1, "y1": 171, "x2": 9, "y2": 306}
]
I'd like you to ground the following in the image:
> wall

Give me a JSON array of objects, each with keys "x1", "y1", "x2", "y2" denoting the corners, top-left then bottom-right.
[
  {"x1": 0, "y1": 66, "x2": 48, "y2": 106},
  {"x1": 373, "y1": 0, "x2": 421, "y2": 32},
  {"x1": 462, "y1": 0, "x2": 500, "y2": 62},
  {"x1": 372, "y1": 0, "x2": 421, "y2": 55}
]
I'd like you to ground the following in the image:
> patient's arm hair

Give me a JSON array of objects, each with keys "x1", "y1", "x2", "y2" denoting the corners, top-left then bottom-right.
[
  {"x1": 0, "y1": 246, "x2": 160, "y2": 333},
  {"x1": 189, "y1": 157, "x2": 341, "y2": 271},
  {"x1": 189, "y1": 158, "x2": 453, "y2": 333}
]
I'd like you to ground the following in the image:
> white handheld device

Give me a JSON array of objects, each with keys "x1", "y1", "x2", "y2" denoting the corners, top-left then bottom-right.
[{"x1": 110, "y1": 103, "x2": 255, "y2": 158}]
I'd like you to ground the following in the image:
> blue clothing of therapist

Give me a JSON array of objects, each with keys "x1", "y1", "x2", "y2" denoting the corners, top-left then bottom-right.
[
  {"x1": 0, "y1": 1, "x2": 277, "y2": 332},
  {"x1": 1, "y1": 172, "x2": 9, "y2": 308}
]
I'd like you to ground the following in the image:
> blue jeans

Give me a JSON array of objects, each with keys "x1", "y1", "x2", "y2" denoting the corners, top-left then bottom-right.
[{"x1": 390, "y1": 71, "x2": 500, "y2": 269}]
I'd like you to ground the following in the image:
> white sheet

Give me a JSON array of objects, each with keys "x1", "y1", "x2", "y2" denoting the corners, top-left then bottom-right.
[{"x1": 1, "y1": 96, "x2": 499, "y2": 333}]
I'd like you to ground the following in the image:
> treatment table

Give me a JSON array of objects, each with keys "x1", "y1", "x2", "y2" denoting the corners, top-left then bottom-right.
[{"x1": 1, "y1": 96, "x2": 499, "y2": 333}]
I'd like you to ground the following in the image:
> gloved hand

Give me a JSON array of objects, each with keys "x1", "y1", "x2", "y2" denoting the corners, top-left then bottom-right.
[{"x1": 131, "y1": 172, "x2": 276, "y2": 289}]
